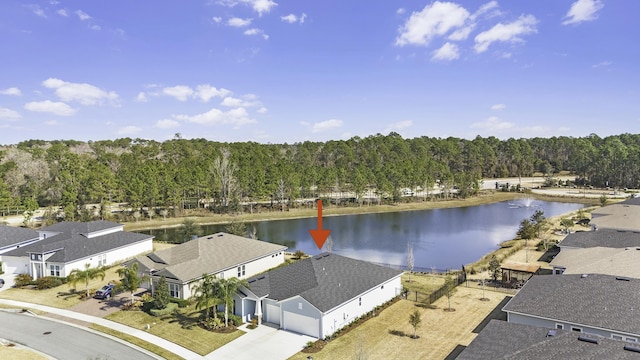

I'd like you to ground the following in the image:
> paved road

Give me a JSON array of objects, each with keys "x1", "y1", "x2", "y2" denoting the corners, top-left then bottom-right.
[{"x1": 0, "y1": 310, "x2": 157, "y2": 360}]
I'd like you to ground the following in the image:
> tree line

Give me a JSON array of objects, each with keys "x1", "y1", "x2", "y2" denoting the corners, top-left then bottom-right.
[{"x1": 1, "y1": 132, "x2": 639, "y2": 220}]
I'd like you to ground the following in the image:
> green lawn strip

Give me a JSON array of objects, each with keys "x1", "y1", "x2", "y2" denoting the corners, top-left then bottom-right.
[
  {"x1": 89, "y1": 323, "x2": 183, "y2": 360},
  {"x1": 105, "y1": 308, "x2": 244, "y2": 356}
]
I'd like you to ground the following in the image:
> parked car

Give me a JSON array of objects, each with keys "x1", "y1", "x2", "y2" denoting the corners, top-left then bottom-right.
[
  {"x1": 0, "y1": 279, "x2": 5, "y2": 288},
  {"x1": 94, "y1": 284, "x2": 115, "y2": 299}
]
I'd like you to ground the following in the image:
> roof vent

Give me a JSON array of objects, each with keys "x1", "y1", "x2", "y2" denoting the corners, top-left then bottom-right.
[
  {"x1": 257, "y1": 276, "x2": 266, "y2": 280},
  {"x1": 546, "y1": 330, "x2": 557, "y2": 337},
  {"x1": 624, "y1": 344, "x2": 640, "y2": 353},
  {"x1": 207, "y1": 237, "x2": 213, "y2": 239},
  {"x1": 578, "y1": 335, "x2": 599, "y2": 344},
  {"x1": 217, "y1": 234, "x2": 224, "y2": 237},
  {"x1": 616, "y1": 276, "x2": 631, "y2": 281},
  {"x1": 581, "y1": 274, "x2": 589, "y2": 278}
]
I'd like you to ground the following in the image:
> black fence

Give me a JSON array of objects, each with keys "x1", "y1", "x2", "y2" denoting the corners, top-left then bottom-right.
[{"x1": 404, "y1": 271, "x2": 466, "y2": 305}]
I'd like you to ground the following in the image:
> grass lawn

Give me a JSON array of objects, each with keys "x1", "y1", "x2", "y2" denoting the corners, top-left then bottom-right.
[
  {"x1": 288, "y1": 287, "x2": 507, "y2": 360},
  {"x1": 0, "y1": 266, "x2": 123, "y2": 308},
  {"x1": 105, "y1": 307, "x2": 244, "y2": 356},
  {"x1": 402, "y1": 272, "x2": 445, "y2": 293},
  {"x1": 90, "y1": 323, "x2": 183, "y2": 360},
  {"x1": 0, "y1": 345, "x2": 46, "y2": 360}
]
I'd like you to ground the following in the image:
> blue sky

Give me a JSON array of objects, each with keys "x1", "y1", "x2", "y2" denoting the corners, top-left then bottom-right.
[{"x1": 0, "y1": 0, "x2": 638, "y2": 145}]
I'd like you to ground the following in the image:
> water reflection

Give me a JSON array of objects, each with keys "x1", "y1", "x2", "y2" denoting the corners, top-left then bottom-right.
[{"x1": 140, "y1": 200, "x2": 583, "y2": 271}]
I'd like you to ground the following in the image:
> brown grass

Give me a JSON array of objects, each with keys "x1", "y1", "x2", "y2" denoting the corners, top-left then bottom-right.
[
  {"x1": 288, "y1": 287, "x2": 507, "y2": 360},
  {"x1": 402, "y1": 272, "x2": 445, "y2": 293},
  {"x1": 0, "y1": 345, "x2": 46, "y2": 360},
  {"x1": 90, "y1": 323, "x2": 183, "y2": 360},
  {"x1": 0, "y1": 266, "x2": 123, "y2": 308}
]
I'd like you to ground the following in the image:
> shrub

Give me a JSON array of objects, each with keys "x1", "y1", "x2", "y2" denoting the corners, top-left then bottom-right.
[
  {"x1": 153, "y1": 277, "x2": 170, "y2": 310},
  {"x1": 35, "y1": 276, "x2": 65, "y2": 289},
  {"x1": 202, "y1": 317, "x2": 223, "y2": 330},
  {"x1": 150, "y1": 302, "x2": 178, "y2": 317},
  {"x1": 15, "y1": 273, "x2": 34, "y2": 287},
  {"x1": 170, "y1": 297, "x2": 190, "y2": 308},
  {"x1": 305, "y1": 341, "x2": 315, "y2": 348},
  {"x1": 216, "y1": 311, "x2": 242, "y2": 326}
]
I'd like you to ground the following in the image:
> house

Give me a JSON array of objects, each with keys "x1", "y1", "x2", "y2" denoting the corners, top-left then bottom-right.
[
  {"x1": 0, "y1": 225, "x2": 40, "y2": 255},
  {"x1": 503, "y1": 274, "x2": 640, "y2": 342},
  {"x1": 552, "y1": 229, "x2": 640, "y2": 275},
  {"x1": 500, "y1": 262, "x2": 540, "y2": 288},
  {"x1": 458, "y1": 320, "x2": 640, "y2": 359},
  {"x1": 235, "y1": 252, "x2": 403, "y2": 339},
  {"x1": 590, "y1": 197, "x2": 640, "y2": 232},
  {"x1": 1, "y1": 221, "x2": 153, "y2": 279},
  {"x1": 131, "y1": 232, "x2": 287, "y2": 299}
]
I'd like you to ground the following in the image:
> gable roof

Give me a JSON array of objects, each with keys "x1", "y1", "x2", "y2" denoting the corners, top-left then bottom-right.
[
  {"x1": 3, "y1": 222, "x2": 152, "y2": 263},
  {"x1": 135, "y1": 232, "x2": 287, "y2": 282},
  {"x1": 503, "y1": 274, "x2": 640, "y2": 336},
  {"x1": 246, "y1": 253, "x2": 403, "y2": 313},
  {"x1": 550, "y1": 247, "x2": 640, "y2": 279},
  {"x1": 41, "y1": 220, "x2": 123, "y2": 235},
  {"x1": 591, "y1": 203, "x2": 640, "y2": 232},
  {"x1": 0, "y1": 225, "x2": 39, "y2": 249},
  {"x1": 559, "y1": 229, "x2": 640, "y2": 249},
  {"x1": 458, "y1": 320, "x2": 640, "y2": 360}
]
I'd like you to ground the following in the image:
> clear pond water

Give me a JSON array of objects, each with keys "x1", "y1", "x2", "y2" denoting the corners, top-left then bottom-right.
[{"x1": 142, "y1": 199, "x2": 584, "y2": 271}]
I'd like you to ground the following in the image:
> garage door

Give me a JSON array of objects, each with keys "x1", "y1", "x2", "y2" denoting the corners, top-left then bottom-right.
[
  {"x1": 265, "y1": 303, "x2": 280, "y2": 324},
  {"x1": 283, "y1": 311, "x2": 319, "y2": 338}
]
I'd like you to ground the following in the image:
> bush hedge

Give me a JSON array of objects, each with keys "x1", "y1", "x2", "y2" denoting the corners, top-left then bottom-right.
[
  {"x1": 35, "y1": 276, "x2": 66, "y2": 289},
  {"x1": 170, "y1": 297, "x2": 190, "y2": 308},
  {"x1": 14, "y1": 273, "x2": 34, "y2": 287},
  {"x1": 150, "y1": 302, "x2": 178, "y2": 317}
]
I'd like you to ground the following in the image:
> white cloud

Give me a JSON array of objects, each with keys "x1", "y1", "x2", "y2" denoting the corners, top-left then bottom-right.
[
  {"x1": 472, "y1": 1, "x2": 499, "y2": 20},
  {"x1": 228, "y1": 17, "x2": 252, "y2": 27},
  {"x1": 44, "y1": 120, "x2": 58, "y2": 125},
  {"x1": 220, "y1": 96, "x2": 261, "y2": 108},
  {"x1": 155, "y1": 119, "x2": 180, "y2": 129},
  {"x1": 91, "y1": 25, "x2": 101, "y2": 31},
  {"x1": 196, "y1": 84, "x2": 232, "y2": 102},
  {"x1": 281, "y1": 13, "x2": 306, "y2": 24},
  {"x1": 257, "y1": 107, "x2": 268, "y2": 114},
  {"x1": 448, "y1": 25, "x2": 474, "y2": 41},
  {"x1": 75, "y1": 10, "x2": 91, "y2": 21},
  {"x1": 471, "y1": 116, "x2": 514, "y2": 130},
  {"x1": 135, "y1": 92, "x2": 148, "y2": 102},
  {"x1": 26, "y1": 5, "x2": 47, "y2": 18},
  {"x1": 212, "y1": 16, "x2": 222, "y2": 23},
  {"x1": 592, "y1": 61, "x2": 612, "y2": 68},
  {"x1": 175, "y1": 107, "x2": 256, "y2": 127},
  {"x1": 0, "y1": 107, "x2": 21, "y2": 120},
  {"x1": 244, "y1": 28, "x2": 269, "y2": 40},
  {"x1": 474, "y1": 14, "x2": 538, "y2": 53},
  {"x1": 491, "y1": 103, "x2": 506, "y2": 110},
  {"x1": 397, "y1": 8, "x2": 406, "y2": 15},
  {"x1": 116, "y1": 125, "x2": 142, "y2": 135},
  {"x1": 384, "y1": 120, "x2": 413, "y2": 133},
  {"x1": 431, "y1": 42, "x2": 459, "y2": 61},
  {"x1": 42, "y1": 78, "x2": 118, "y2": 106},
  {"x1": 57, "y1": 9, "x2": 68, "y2": 17},
  {"x1": 24, "y1": 100, "x2": 77, "y2": 116},
  {"x1": 162, "y1": 85, "x2": 194, "y2": 101},
  {"x1": 395, "y1": 1, "x2": 470, "y2": 47},
  {"x1": 563, "y1": 0, "x2": 604, "y2": 25},
  {"x1": 218, "y1": 0, "x2": 277, "y2": 16},
  {"x1": 0, "y1": 87, "x2": 22, "y2": 96},
  {"x1": 309, "y1": 119, "x2": 343, "y2": 133}
]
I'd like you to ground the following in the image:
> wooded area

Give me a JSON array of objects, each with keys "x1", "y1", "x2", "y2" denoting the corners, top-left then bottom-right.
[{"x1": 1, "y1": 132, "x2": 637, "y2": 221}]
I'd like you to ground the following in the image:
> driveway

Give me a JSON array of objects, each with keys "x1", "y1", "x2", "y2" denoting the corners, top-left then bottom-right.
[
  {"x1": 206, "y1": 323, "x2": 314, "y2": 360},
  {"x1": 0, "y1": 273, "x2": 14, "y2": 292},
  {"x1": 67, "y1": 287, "x2": 147, "y2": 318}
]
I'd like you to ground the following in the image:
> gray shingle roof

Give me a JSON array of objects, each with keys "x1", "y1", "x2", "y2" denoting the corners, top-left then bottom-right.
[
  {"x1": 42, "y1": 220, "x2": 123, "y2": 234},
  {"x1": 550, "y1": 247, "x2": 640, "y2": 279},
  {"x1": 591, "y1": 203, "x2": 640, "y2": 232},
  {"x1": 503, "y1": 274, "x2": 640, "y2": 336},
  {"x1": 0, "y1": 225, "x2": 39, "y2": 249},
  {"x1": 458, "y1": 320, "x2": 640, "y2": 360},
  {"x1": 247, "y1": 253, "x2": 403, "y2": 313},
  {"x1": 559, "y1": 229, "x2": 640, "y2": 249},
  {"x1": 134, "y1": 232, "x2": 287, "y2": 282},
  {"x1": 3, "y1": 222, "x2": 152, "y2": 263}
]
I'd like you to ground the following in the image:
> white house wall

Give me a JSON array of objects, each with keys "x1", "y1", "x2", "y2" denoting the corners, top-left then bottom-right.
[
  {"x1": 1, "y1": 255, "x2": 30, "y2": 275},
  {"x1": 63, "y1": 239, "x2": 152, "y2": 277},
  {"x1": 320, "y1": 275, "x2": 402, "y2": 339}
]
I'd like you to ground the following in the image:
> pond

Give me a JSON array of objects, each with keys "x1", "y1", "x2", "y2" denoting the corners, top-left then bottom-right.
[{"x1": 141, "y1": 199, "x2": 584, "y2": 271}]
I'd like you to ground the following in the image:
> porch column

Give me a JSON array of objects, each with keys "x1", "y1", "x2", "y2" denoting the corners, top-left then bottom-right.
[{"x1": 255, "y1": 297, "x2": 264, "y2": 325}]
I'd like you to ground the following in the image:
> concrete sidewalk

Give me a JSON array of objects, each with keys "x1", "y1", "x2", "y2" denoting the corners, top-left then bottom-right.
[{"x1": 0, "y1": 299, "x2": 204, "y2": 360}]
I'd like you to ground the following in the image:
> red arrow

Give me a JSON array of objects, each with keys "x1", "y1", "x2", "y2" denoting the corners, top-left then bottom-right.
[{"x1": 309, "y1": 199, "x2": 331, "y2": 250}]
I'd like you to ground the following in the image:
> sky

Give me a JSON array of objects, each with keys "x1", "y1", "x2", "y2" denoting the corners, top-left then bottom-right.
[{"x1": 0, "y1": 0, "x2": 638, "y2": 145}]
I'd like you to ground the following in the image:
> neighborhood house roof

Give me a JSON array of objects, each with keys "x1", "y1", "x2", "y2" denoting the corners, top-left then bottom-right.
[
  {"x1": 3, "y1": 221, "x2": 152, "y2": 263},
  {"x1": 0, "y1": 225, "x2": 39, "y2": 248},
  {"x1": 550, "y1": 247, "x2": 640, "y2": 279},
  {"x1": 503, "y1": 274, "x2": 640, "y2": 336},
  {"x1": 135, "y1": 232, "x2": 287, "y2": 282},
  {"x1": 246, "y1": 252, "x2": 403, "y2": 313},
  {"x1": 591, "y1": 202, "x2": 640, "y2": 232},
  {"x1": 559, "y1": 229, "x2": 640, "y2": 249},
  {"x1": 458, "y1": 320, "x2": 640, "y2": 360}
]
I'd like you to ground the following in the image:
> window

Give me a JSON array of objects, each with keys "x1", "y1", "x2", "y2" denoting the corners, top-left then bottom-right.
[
  {"x1": 49, "y1": 265, "x2": 60, "y2": 277},
  {"x1": 97, "y1": 254, "x2": 107, "y2": 266},
  {"x1": 556, "y1": 324, "x2": 564, "y2": 330},
  {"x1": 169, "y1": 283, "x2": 181, "y2": 298},
  {"x1": 237, "y1": 264, "x2": 245, "y2": 277},
  {"x1": 612, "y1": 335, "x2": 624, "y2": 341},
  {"x1": 571, "y1": 326, "x2": 582, "y2": 333},
  {"x1": 627, "y1": 337, "x2": 638, "y2": 343},
  {"x1": 298, "y1": 302, "x2": 303, "y2": 310},
  {"x1": 359, "y1": 297, "x2": 362, "y2": 306},
  {"x1": 31, "y1": 254, "x2": 42, "y2": 261}
]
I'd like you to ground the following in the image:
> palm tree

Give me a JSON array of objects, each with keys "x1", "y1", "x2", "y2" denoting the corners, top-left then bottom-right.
[
  {"x1": 217, "y1": 277, "x2": 249, "y2": 327},
  {"x1": 67, "y1": 263, "x2": 106, "y2": 299},
  {"x1": 191, "y1": 273, "x2": 222, "y2": 321},
  {"x1": 116, "y1": 262, "x2": 148, "y2": 305}
]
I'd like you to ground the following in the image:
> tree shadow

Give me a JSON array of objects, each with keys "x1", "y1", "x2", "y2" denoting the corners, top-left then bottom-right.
[
  {"x1": 162, "y1": 309, "x2": 200, "y2": 330},
  {"x1": 56, "y1": 288, "x2": 81, "y2": 300},
  {"x1": 414, "y1": 303, "x2": 437, "y2": 309}
]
